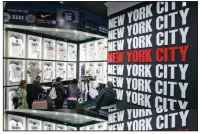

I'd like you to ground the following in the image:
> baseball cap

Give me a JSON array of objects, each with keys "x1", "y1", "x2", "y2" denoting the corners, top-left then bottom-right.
[{"x1": 56, "y1": 77, "x2": 63, "y2": 82}]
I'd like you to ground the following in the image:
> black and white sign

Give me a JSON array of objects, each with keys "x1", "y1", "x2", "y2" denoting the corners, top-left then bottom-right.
[
  {"x1": 107, "y1": 1, "x2": 198, "y2": 131},
  {"x1": 36, "y1": 11, "x2": 56, "y2": 26}
]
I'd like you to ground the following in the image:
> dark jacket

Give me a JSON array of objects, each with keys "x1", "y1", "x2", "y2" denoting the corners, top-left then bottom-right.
[
  {"x1": 96, "y1": 88, "x2": 116, "y2": 109},
  {"x1": 55, "y1": 83, "x2": 65, "y2": 98},
  {"x1": 67, "y1": 83, "x2": 81, "y2": 98},
  {"x1": 31, "y1": 81, "x2": 45, "y2": 100}
]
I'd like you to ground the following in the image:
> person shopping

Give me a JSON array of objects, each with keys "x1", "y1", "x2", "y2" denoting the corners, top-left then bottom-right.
[
  {"x1": 96, "y1": 81, "x2": 116, "y2": 110},
  {"x1": 17, "y1": 80, "x2": 29, "y2": 109},
  {"x1": 67, "y1": 79, "x2": 81, "y2": 109},
  {"x1": 54, "y1": 77, "x2": 65, "y2": 109}
]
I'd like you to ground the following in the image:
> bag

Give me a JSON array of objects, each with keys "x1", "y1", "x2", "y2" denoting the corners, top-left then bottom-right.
[{"x1": 32, "y1": 93, "x2": 48, "y2": 109}]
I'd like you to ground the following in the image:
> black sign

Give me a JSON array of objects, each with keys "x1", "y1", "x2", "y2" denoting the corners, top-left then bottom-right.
[
  {"x1": 4, "y1": 8, "x2": 36, "y2": 25},
  {"x1": 36, "y1": 11, "x2": 56, "y2": 27},
  {"x1": 107, "y1": 1, "x2": 198, "y2": 131}
]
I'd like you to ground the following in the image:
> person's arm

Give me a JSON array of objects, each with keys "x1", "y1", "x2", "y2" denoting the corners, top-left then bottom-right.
[{"x1": 36, "y1": 84, "x2": 45, "y2": 93}]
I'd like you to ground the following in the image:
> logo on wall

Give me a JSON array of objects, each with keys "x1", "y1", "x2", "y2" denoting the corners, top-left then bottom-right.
[
  {"x1": 62, "y1": 10, "x2": 75, "y2": 21},
  {"x1": 36, "y1": 11, "x2": 56, "y2": 25},
  {"x1": 25, "y1": 14, "x2": 36, "y2": 23}
]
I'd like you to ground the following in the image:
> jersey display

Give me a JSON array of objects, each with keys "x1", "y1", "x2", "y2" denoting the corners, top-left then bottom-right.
[
  {"x1": 43, "y1": 39, "x2": 55, "y2": 60},
  {"x1": 28, "y1": 36, "x2": 41, "y2": 59},
  {"x1": 56, "y1": 41, "x2": 67, "y2": 61},
  {"x1": 67, "y1": 63, "x2": 76, "y2": 78},
  {"x1": 94, "y1": 122, "x2": 107, "y2": 130},
  {"x1": 27, "y1": 62, "x2": 41, "y2": 83},
  {"x1": 68, "y1": 43, "x2": 77, "y2": 61},
  {"x1": 28, "y1": 119, "x2": 42, "y2": 130},
  {"x1": 95, "y1": 63, "x2": 103, "y2": 83},
  {"x1": 79, "y1": 43, "x2": 87, "y2": 61},
  {"x1": 87, "y1": 63, "x2": 94, "y2": 76},
  {"x1": 86, "y1": 42, "x2": 94, "y2": 61},
  {"x1": 9, "y1": 63, "x2": 23, "y2": 83},
  {"x1": 9, "y1": 120, "x2": 23, "y2": 130},
  {"x1": 80, "y1": 63, "x2": 85, "y2": 76},
  {"x1": 103, "y1": 62, "x2": 108, "y2": 84},
  {"x1": 89, "y1": 80, "x2": 99, "y2": 99},
  {"x1": 43, "y1": 63, "x2": 53, "y2": 82},
  {"x1": 87, "y1": 125, "x2": 94, "y2": 131},
  {"x1": 103, "y1": 39, "x2": 108, "y2": 60},
  {"x1": 56, "y1": 124, "x2": 68, "y2": 130},
  {"x1": 9, "y1": 36, "x2": 24, "y2": 57},
  {"x1": 8, "y1": 89, "x2": 18, "y2": 109},
  {"x1": 56, "y1": 63, "x2": 66, "y2": 79},
  {"x1": 68, "y1": 126, "x2": 77, "y2": 131},
  {"x1": 94, "y1": 41, "x2": 103, "y2": 61},
  {"x1": 43, "y1": 122, "x2": 55, "y2": 130}
]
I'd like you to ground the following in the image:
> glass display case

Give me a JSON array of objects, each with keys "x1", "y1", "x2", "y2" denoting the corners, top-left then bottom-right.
[
  {"x1": 7, "y1": 114, "x2": 26, "y2": 130},
  {"x1": 56, "y1": 40, "x2": 68, "y2": 61},
  {"x1": 42, "y1": 61, "x2": 55, "y2": 82},
  {"x1": 27, "y1": 118, "x2": 42, "y2": 130},
  {"x1": 68, "y1": 43, "x2": 77, "y2": 61},
  {"x1": 67, "y1": 62, "x2": 76, "y2": 79},
  {"x1": 43, "y1": 121, "x2": 56, "y2": 130},
  {"x1": 56, "y1": 124, "x2": 68, "y2": 130},
  {"x1": 7, "y1": 31, "x2": 26, "y2": 58},
  {"x1": 27, "y1": 60, "x2": 42, "y2": 84},
  {"x1": 79, "y1": 43, "x2": 87, "y2": 61},
  {"x1": 27, "y1": 35, "x2": 42, "y2": 59},
  {"x1": 5, "y1": 86, "x2": 18, "y2": 110},
  {"x1": 86, "y1": 41, "x2": 94, "y2": 61},
  {"x1": 43, "y1": 38, "x2": 56, "y2": 60},
  {"x1": 56, "y1": 62, "x2": 67, "y2": 80}
]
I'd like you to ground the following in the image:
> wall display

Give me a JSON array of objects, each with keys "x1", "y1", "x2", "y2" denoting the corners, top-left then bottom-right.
[
  {"x1": 79, "y1": 43, "x2": 87, "y2": 61},
  {"x1": 67, "y1": 43, "x2": 77, "y2": 61},
  {"x1": 27, "y1": 60, "x2": 42, "y2": 84},
  {"x1": 56, "y1": 124, "x2": 68, "y2": 130},
  {"x1": 42, "y1": 121, "x2": 56, "y2": 130},
  {"x1": 102, "y1": 62, "x2": 108, "y2": 84},
  {"x1": 27, "y1": 35, "x2": 42, "y2": 59},
  {"x1": 94, "y1": 40, "x2": 104, "y2": 61},
  {"x1": 86, "y1": 62, "x2": 94, "y2": 76},
  {"x1": 107, "y1": 1, "x2": 198, "y2": 131},
  {"x1": 94, "y1": 122, "x2": 108, "y2": 130},
  {"x1": 5, "y1": 86, "x2": 18, "y2": 109},
  {"x1": 4, "y1": 59, "x2": 6, "y2": 86},
  {"x1": 7, "y1": 31, "x2": 26, "y2": 58},
  {"x1": 36, "y1": 11, "x2": 56, "y2": 27},
  {"x1": 86, "y1": 41, "x2": 94, "y2": 61},
  {"x1": 56, "y1": 41, "x2": 68, "y2": 61},
  {"x1": 27, "y1": 118, "x2": 42, "y2": 130},
  {"x1": 79, "y1": 126, "x2": 87, "y2": 131},
  {"x1": 102, "y1": 39, "x2": 108, "y2": 60},
  {"x1": 7, "y1": 59, "x2": 25, "y2": 86},
  {"x1": 94, "y1": 62, "x2": 103, "y2": 83},
  {"x1": 67, "y1": 126, "x2": 77, "y2": 131},
  {"x1": 43, "y1": 38, "x2": 56, "y2": 60},
  {"x1": 42, "y1": 61, "x2": 55, "y2": 82},
  {"x1": 79, "y1": 62, "x2": 86, "y2": 76},
  {"x1": 67, "y1": 63, "x2": 76, "y2": 79},
  {"x1": 7, "y1": 114, "x2": 26, "y2": 130},
  {"x1": 56, "y1": 62, "x2": 67, "y2": 80}
]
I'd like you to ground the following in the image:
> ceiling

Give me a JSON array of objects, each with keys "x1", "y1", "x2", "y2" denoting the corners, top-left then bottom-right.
[
  {"x1": 38, "y1": 1, "x2": 108, "y2": 17},
  {"x1": 4, "y1": 24, "x2": 105, "y2": 42}
]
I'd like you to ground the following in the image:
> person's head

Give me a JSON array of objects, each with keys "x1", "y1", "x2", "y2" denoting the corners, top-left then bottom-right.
[
  {"x1": 56, "y1": 77, "x2": 62, "y2": 83},
  {"x1": 106, "y1": 81, "x2": 113, "y2": 89},
  {"x1": 72, "y1": 79, "x2": 78, "y2": 84},
  {"x1": 35, "y1": 76, "x2": 41, "y2": 82},
  {"x1": 19, "y1": 80, "x2": 27, "y2": 89}
]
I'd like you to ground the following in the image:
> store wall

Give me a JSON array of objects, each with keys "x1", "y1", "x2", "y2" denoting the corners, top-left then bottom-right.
[{"x1": 107, "y1": 2, "x2": 198, "y2": 131}]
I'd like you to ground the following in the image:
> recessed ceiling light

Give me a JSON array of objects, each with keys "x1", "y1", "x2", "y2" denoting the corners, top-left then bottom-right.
[
  {"x1": 60, "y1": 1, "x2": 63, "y2": 4},
  {"x1": 33, "y1": 27, "x2": 36, "y2": 30},
  {"x1": 182, "y1": 2, "x2": 187, "y2": 7},
  {"x1": 55, "y1": 29, "x2": 59, "y2": 32}
]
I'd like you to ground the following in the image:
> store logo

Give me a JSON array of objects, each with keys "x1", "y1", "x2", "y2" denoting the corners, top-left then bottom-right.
[
  {"x1": 41, "y1": 14, "x2": 51, "y2": 18},
  {"x1": 4, "y1": 12, "x2": 11, "y2": 22},
  {"x1": 25, "y1": 14, "x2": 36, "y2": 23}
]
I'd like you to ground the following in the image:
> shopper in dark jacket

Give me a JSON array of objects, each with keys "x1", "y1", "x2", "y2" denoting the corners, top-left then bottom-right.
[
  {"x1": 54, "y1": 77, "x2": 65, "y2": 109},
  {"x1": 67, "y1": 79, "x2": 81, "y2": 109},
  {"x1": 96, "y1": 81, "x2": 116, "y2": 110}
]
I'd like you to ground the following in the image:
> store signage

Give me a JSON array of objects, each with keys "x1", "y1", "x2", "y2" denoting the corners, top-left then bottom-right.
[
  {"x1": 36, "y1": 11, "x2": 56, "y2": 26},
  {"x1": 107, "y1": 1, "x2": 197, "y2": 131},
  {"x1": 4, "y1": 8, "x2": 36, "y2": 25}
]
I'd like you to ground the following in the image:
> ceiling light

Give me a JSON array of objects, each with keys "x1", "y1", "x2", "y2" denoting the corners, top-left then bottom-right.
[
  {"x1": 55, "y1": 112, "x2": 59, "y2": 115},
  {"x1": 86, "y1": 33, "x2": 89, "y2": 36},
  {"x1": 74, "y1": 31, "x2": 78, "y2": 35},
  {"x1": 55, "y1": 29, "x2": 59, "y2": 32},
  {"x1": 33, "y1": 27, "x2": 36, "y2": 30},
  {"x1": 182, "y1": 2, "x2": 187, "y2": 7},
  {"x1": 60, "y1": 1, "x2": 63, "y2": 4}
]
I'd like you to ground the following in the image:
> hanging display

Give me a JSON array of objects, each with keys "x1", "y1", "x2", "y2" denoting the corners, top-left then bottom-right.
[
  {"x1": 42, "y1": 61, "x2": 55, "y2": 82},
  {"x1": 43, "y1": 38, "x2": 56, "y2": 60},
  {"x1": 86, "y1": 41, "x2": 94, "y2": 61},
  {"x1": 5, "y1": 86, "x2": 18, "y2": 109},
  {"x1": 7, "y1": 31, "x2": 26, "y2": 58},
  {"x1": 56, "y1": 41, "x2": 67, "y2": 61},
  {"x1": 56, "y1": 62, "x2": 66, "y2": 80},
  {"x1": 67, "y1": 43, "x2": 77, "y2": 61},
  {"x1": 27, "y1": 60, "x2": 42, "y2": 84},
  {"x1": 79, "y1": 43, "x2": 87, "y2": 61},
  {"x1": 27, "y1": 35, "x2": 42, "y2": 59},
  {"x1": 27, "y1": 118, "x2": 42, "y2": 130},
  {"x1": 67, "y1": 63, "x2": 76, "y2": 79},
  {"x1": 56, "y1": 124, "x2": 68, "y2": 130},
  {"x1": 7, "y1": 114, "x2": 26, "y2": 130},
  {"x1": 42, "y1": 121, "x2": 56, "y2": 130},
  {"x1": 7, "y1": 59, "x2": 25, "y2": 86}
]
